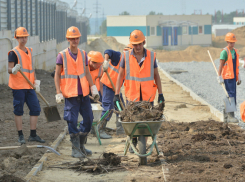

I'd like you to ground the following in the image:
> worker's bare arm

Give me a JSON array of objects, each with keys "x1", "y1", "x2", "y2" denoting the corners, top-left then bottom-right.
[
  {"x1": 85, "y1": 66, "x2": 94, "y2": 87},
  {"x1": 154, "y1": 68, "x2": 163, "y2": 94},
  {"x1": 218, "y1": 59, "x2": 225, "y2": 76},
  {"x1": 54, "y1": 65, "x2": 62, "y2": 94},
  {"x1": 8, "y1": 62, "x2": 15, "y2": 74}
]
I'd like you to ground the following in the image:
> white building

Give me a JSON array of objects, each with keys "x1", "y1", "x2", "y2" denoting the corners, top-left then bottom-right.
[
  {"x1": 107, "y1": 15, "x2": 212, "y2": 49},
  {"x1": 233, "y1": 17, "x2": 245, "y2": 25}
]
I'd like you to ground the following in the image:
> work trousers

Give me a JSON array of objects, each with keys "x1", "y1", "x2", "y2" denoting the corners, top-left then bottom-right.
[{"x1": 64, "y1": 95, "x2": 93, "y2": 134}]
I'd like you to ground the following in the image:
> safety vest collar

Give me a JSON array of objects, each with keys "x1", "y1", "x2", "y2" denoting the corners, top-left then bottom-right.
[
  {"x1": 125, "y1": 50, "x2": 154, "y2": 82},
  {"x1": 60, "y1": 49, "x2": 86, "y2": 79},
  {"x1": 13, "y1": 47, "x2": 34, "y2": 74}
]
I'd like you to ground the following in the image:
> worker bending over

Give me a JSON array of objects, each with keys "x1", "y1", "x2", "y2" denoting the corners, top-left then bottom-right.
[
  {"x1": 8, "y1": 27, "x2": 45, "y2": 144},
  {"x1": 114, "y1": 29, "x2": 164, "y2": 153},
  {"x1": 217, "y1": 33, "x2": 241, "y2": 123},
  {"x1": 54, "y1": 26, "x2": 99, "y2": 158}
]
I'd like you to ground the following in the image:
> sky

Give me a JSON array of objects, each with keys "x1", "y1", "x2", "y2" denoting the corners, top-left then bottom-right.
[{"x1": 63, "y1": 0, "x2": 245, "y2": 17}]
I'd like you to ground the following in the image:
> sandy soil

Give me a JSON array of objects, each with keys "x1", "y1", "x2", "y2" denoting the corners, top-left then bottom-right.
[
  {"x1": 28, "y1": 69, "x2": 237, "y2": 182},
  {"x1": 0, "y1": 69, "x2": 67, "y2": 180}
]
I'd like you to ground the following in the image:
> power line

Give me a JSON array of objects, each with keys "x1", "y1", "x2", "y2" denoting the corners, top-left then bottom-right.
[{"x1": 93, "y1": 0, "x2": 101, "y2": 35}]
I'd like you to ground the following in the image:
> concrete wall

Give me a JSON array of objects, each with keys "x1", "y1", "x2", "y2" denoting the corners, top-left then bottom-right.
[{"x1": 0, "y1": 30, "x2": 69, "y2": 85}]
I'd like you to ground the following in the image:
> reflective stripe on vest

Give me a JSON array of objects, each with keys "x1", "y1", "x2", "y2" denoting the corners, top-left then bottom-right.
[
  {"x1": 60, "y1": 49, "x2": 86, "y2": 79},
  {"x1": 13, "y1": 47, "x2": 34, "y2": 73},
  {"x1": 108, "y1": 62, "x2": 119, "y2": 73},
  {"x1": 125, "y1": 51, "x2": 154, "y2": 81}
]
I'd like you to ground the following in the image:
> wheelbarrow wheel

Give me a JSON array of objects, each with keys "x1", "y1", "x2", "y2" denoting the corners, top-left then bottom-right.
[{"x1": 138, "y1": 135, "x2": 147, "y2": 165}]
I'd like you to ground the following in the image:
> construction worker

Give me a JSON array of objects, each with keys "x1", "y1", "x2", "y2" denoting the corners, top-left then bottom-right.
[
  {"x1": 217, "y1": 32, "x2": 241, "y2": 123},
  {"x1": 240, "y1": 101, "x2": 245, "y2": 122},
  {"x1": 99, "y1": 45, "x2": 132, "y2": 139},
  {"x1": 8, "y1": 27, "x2": 45, "y2": 144},
  {"x1": 114, "y1": 29, "x2": 164, "y2": 153},
  {"x1": 87, "y1": 51, "x2": 104, "y2": 101},
  {"x1": 54, "y1": 26, "x2": 99, "y2": 158}
]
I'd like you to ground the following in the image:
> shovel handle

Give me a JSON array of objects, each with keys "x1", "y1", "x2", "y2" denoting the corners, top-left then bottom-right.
[
  {"x1": 89, "y1": 95, "x2": 102, "y2": 105},
  {"x1": 207, "y1": 50, "x2": 229, "y2": 98},
  {"x1": 19, "y1": 70, "x2": 50, "y2": 107}
]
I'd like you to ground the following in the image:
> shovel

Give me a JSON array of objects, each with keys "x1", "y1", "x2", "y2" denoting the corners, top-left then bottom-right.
[
  {"x1": 19, "y1": 70, "x2": 61, "y2": 122},
  {"x1": 0, "y1": 145, "x2": 60, "y2": 155},
  {"x1": 207, "y1": 50, "x2": 237, "y2": 113}
]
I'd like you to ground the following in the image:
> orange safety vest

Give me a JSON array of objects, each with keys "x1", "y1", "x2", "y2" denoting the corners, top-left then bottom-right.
[
  {"x1": 59, "y1": 48, "x2": 89, "y2": 98},
  {"x1": 100, "y1": 58, "x2": 122, "y2": 90},
  {"x1": 240, "y1": 101, "x2": 245, "y2": 122},
  {"x1": 88, "y1": 62, "x2": 102, "y2": 91},
  {"x1": 222, "y1": 46, "x2": 239, "y2": 81},
  {"x1": 8, "y1": 47, "x2": 35, "y2": 89},
  {"x1": 124, "y1": 49, "x2": 157, "y2": 102}
]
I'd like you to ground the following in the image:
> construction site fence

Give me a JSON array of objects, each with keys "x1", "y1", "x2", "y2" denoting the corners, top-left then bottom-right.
[{"x1": 0, "y1": 0, "x2": 87, "y2": 44}]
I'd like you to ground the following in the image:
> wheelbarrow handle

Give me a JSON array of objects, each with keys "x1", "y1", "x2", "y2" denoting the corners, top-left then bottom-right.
[
  {"x1": 89, "y1": 95, "x2": 102, "y2": 105},
  {"x1": 19, "y1": 70, "x2": 50, "y2": 107},
  {"x1": 116, "y1": 101, "x2": 122, "y2": 112}
]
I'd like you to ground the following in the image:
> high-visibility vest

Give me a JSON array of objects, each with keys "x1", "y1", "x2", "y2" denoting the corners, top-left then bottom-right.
[
  {"x1": 100, "y1": 58, "x2": 121, "y2": 90},
  {"x1": 222, "y1": 46, "x2": 239, "y2": 81},
  {"x1": 88, "y1": 62, "x2": 102, "y2": 91},
  {"x1": 59, "y1": 48, "x2": 89, "y2": 98},
  {"x1": 240, "y1": 101, "x2": 245, "y2": 122},
  {"x1": 8, "y1": 47, "x2": 35, "y2": 89},
  {"x1": 124, "y1": 49, "x2": 157, "y2": 102}
]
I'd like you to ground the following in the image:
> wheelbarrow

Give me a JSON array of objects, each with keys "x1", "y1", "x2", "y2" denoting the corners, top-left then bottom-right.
[{"x1": 116, "y1": 101, "x2": 164, "y2": 165}]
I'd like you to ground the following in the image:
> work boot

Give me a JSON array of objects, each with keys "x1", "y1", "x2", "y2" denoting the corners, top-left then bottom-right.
[
  {"x1": 129, "y1": 137, "x2": 137, "y2": 153},
  {"x1": 28, "y1": 135, "x2": 45, "y2": 143},
  {"x1": 79, "y1": 134, "x2": 92, "y2": 156},
  {"x1": 70, "y1": 133, "x2": 85, "y2": 158},
  {"x1": 227, "y1": 112, "x2": 239, "y2": 123},
  {"x1": 223, "y1": 109, "x2": 228, "y2": 123},
  {"x1": 98, "y1": 120, "x2": 112, "y2": 139},
  {"x1": 18, "y1": 135, "x2": 26, "y2": 144},
  {"x1": 116, "y1": 115, "x2": 124, "y2": 135}
]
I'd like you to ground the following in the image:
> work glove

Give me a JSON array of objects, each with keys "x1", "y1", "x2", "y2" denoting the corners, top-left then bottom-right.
[
  {"x1": 217, "y1": 76, "x2": 224, "y2": 85},
  {"x1": 34, "y1": 80, "x2": 41, "y2": 92},
  {"x1": 55, "y1": 93, "x2": 64, "y2": 104},
  {"x1": 12, "y1": 64, "x2": 21, "y2": 75},
  {"x1": 102, "y1": 60, "x2": 109, "y2": 72},
  {"x1": 113, "y1": 94, "x2": 120, "y2": 110},
  {"x1": 91, "y1": 85, "x2": 100, "y2": 102},
  {"x1": 237, "y1": 74, "x2": 242, "y2": 85}
]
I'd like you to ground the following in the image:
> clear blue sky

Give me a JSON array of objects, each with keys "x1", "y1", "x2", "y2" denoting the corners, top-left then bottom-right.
[{"x1": 64, "y1": 0, "x2": 245, "y2": 17}]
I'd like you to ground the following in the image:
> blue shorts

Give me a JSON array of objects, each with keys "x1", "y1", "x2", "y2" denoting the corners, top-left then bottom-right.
[{"x1": 12, "y1": 89, "x2": 41, "y2": 116}]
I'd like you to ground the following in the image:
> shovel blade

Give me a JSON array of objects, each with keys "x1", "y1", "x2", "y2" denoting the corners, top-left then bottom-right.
[
  {"x1": 37, "y1": 145, "x2": 60, "y2": 156},
  {"x1": 223, "y1": 97, "x2": 237, "y2": 113},
  {"x1": 43, "y1": 106, "x2": 61, "y2": 122}
]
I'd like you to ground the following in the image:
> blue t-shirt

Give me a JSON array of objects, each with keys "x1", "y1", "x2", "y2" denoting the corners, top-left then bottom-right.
[
  {"x1": 8, "y1": 50, "x2": 28, "y2": 65},
  {"x1": 104, "y1": 49, "x2": 121, "y2": 66}
]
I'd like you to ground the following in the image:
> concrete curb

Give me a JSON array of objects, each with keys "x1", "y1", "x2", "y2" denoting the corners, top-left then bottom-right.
[
  {"x1": 159, "y1": 67, "x2": 223, "y2": 122},
  {"x1": 25, "y1": 126, "x2": 68, "y2": 182}
]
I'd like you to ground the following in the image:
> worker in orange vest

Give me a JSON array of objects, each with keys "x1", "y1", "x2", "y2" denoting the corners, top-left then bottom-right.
[
  {"x1": 87, "y1": 51, "x2": 104, "y2": 100},
  {"x1": 99, "y1": 44, "x2": 133, "y2": 139},
  {"x1": 217, "y1": 33, "x2": 241, "y2": 123},
  {"x1": 54, "y1": 26, "x2": 99, "y2": 158},
  {"x1": 114, "y1": 29, "x2": 164, "y2": 153},
  {"x1": 8, "y1": 27, "x2": 45, "y2": 144}
]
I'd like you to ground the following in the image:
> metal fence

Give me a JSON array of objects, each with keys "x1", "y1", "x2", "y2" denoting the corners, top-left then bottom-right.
[{"x1": 0, "y1": 0, "x2": 86, "y2": 44}]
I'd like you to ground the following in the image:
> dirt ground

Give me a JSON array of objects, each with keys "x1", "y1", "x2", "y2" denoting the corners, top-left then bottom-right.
[{"x1": 0, "y1": 69, "x2": 67, "y2": 180}]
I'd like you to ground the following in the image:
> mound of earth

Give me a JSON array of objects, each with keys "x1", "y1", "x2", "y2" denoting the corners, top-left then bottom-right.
[{"x1": 102, "y1": 37, "x2": 126, "y2": 52}]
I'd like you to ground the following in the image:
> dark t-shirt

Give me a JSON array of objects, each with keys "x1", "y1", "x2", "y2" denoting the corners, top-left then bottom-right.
[{"x1": 8, "y1": 50, "x2": 28, "y2": 65}]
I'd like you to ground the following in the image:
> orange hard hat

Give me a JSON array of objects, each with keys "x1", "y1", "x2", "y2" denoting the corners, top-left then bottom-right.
[
  {"x1": 14, "y1": 27, "x2": 29, "y2": 38},
  {"x1": 129, "y1": 30, "x2": 145, "y2": 44},
  {"x1": 225, "y1": 32, "x2": 237, "y2": 42},
  {"x1": 66, "y1": 26, "x2": 81, "y2": 38},
  {"x1": 124, "y1": 43, "x2": 134, "y2": 51},
  {"x1": 88, "y1": 51, "x2": 104, "y2": 63}
]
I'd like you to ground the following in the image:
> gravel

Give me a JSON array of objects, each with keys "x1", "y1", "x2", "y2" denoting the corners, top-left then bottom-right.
[{"x1": 158, "y1": 60, "x2": 245, "y2": 128}]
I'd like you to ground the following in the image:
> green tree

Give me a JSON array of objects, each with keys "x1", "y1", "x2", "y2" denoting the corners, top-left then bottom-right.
[
  {"x1": 119, "y1": 11, "x2": 130, "y2": 15},
  {"x1": 212, "y1": 10, "x2": 243, "y2": 24},
  {"x1": 100, "y1": 20, "x2": 107, "y2": 35},
  {"x1": 148, "y1": 11, "x2": 163, "y2": 15}
]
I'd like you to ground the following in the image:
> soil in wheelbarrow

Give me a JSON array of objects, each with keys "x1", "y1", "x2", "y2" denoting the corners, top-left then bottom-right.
[
  {"x1": 158, "y1": 120, "x2": 245, "y2": 182},
  {"x1": 120, "y1": 101, "x2": 164, "y2": 122}
]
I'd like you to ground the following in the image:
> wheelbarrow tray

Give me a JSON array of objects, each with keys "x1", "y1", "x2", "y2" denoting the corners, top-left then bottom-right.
[{"x1": 119, "y1": 119, "x2": 164, "y2": 136}]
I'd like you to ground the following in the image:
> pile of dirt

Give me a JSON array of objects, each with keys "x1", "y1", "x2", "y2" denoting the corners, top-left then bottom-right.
[
  {"x1": 158, "y1": 120, "x2": 245, "y2": 181},
  {"x1": 212, "y1": 26, "x2": 245, "y2": 49},
  {"x1": 156, "y1": 46, "x2": 222, "y2": 62},
  {"x1": 0, "y1": 175, "x2": 25, "y2": 182},
  {"x1": 49, "y1": 152, "x2": 122, "y2": 174},
  {"x1": 88, "y1": 38, "x2": 111, "y2": 54},
  {"x1": 120, "y1": 101, "x2": 164, "y2": 122},
  {"x1": 102, "y1": 37, "x2": 126, "y2": 52}
]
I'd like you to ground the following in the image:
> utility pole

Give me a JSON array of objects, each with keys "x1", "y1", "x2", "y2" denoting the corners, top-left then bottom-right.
[
  {"x1": 93, "y1": 0, "x2": 101, "y2": 35},
  {"x1": 181, "y1": 0, "x2": 186, "y2": 15}
]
